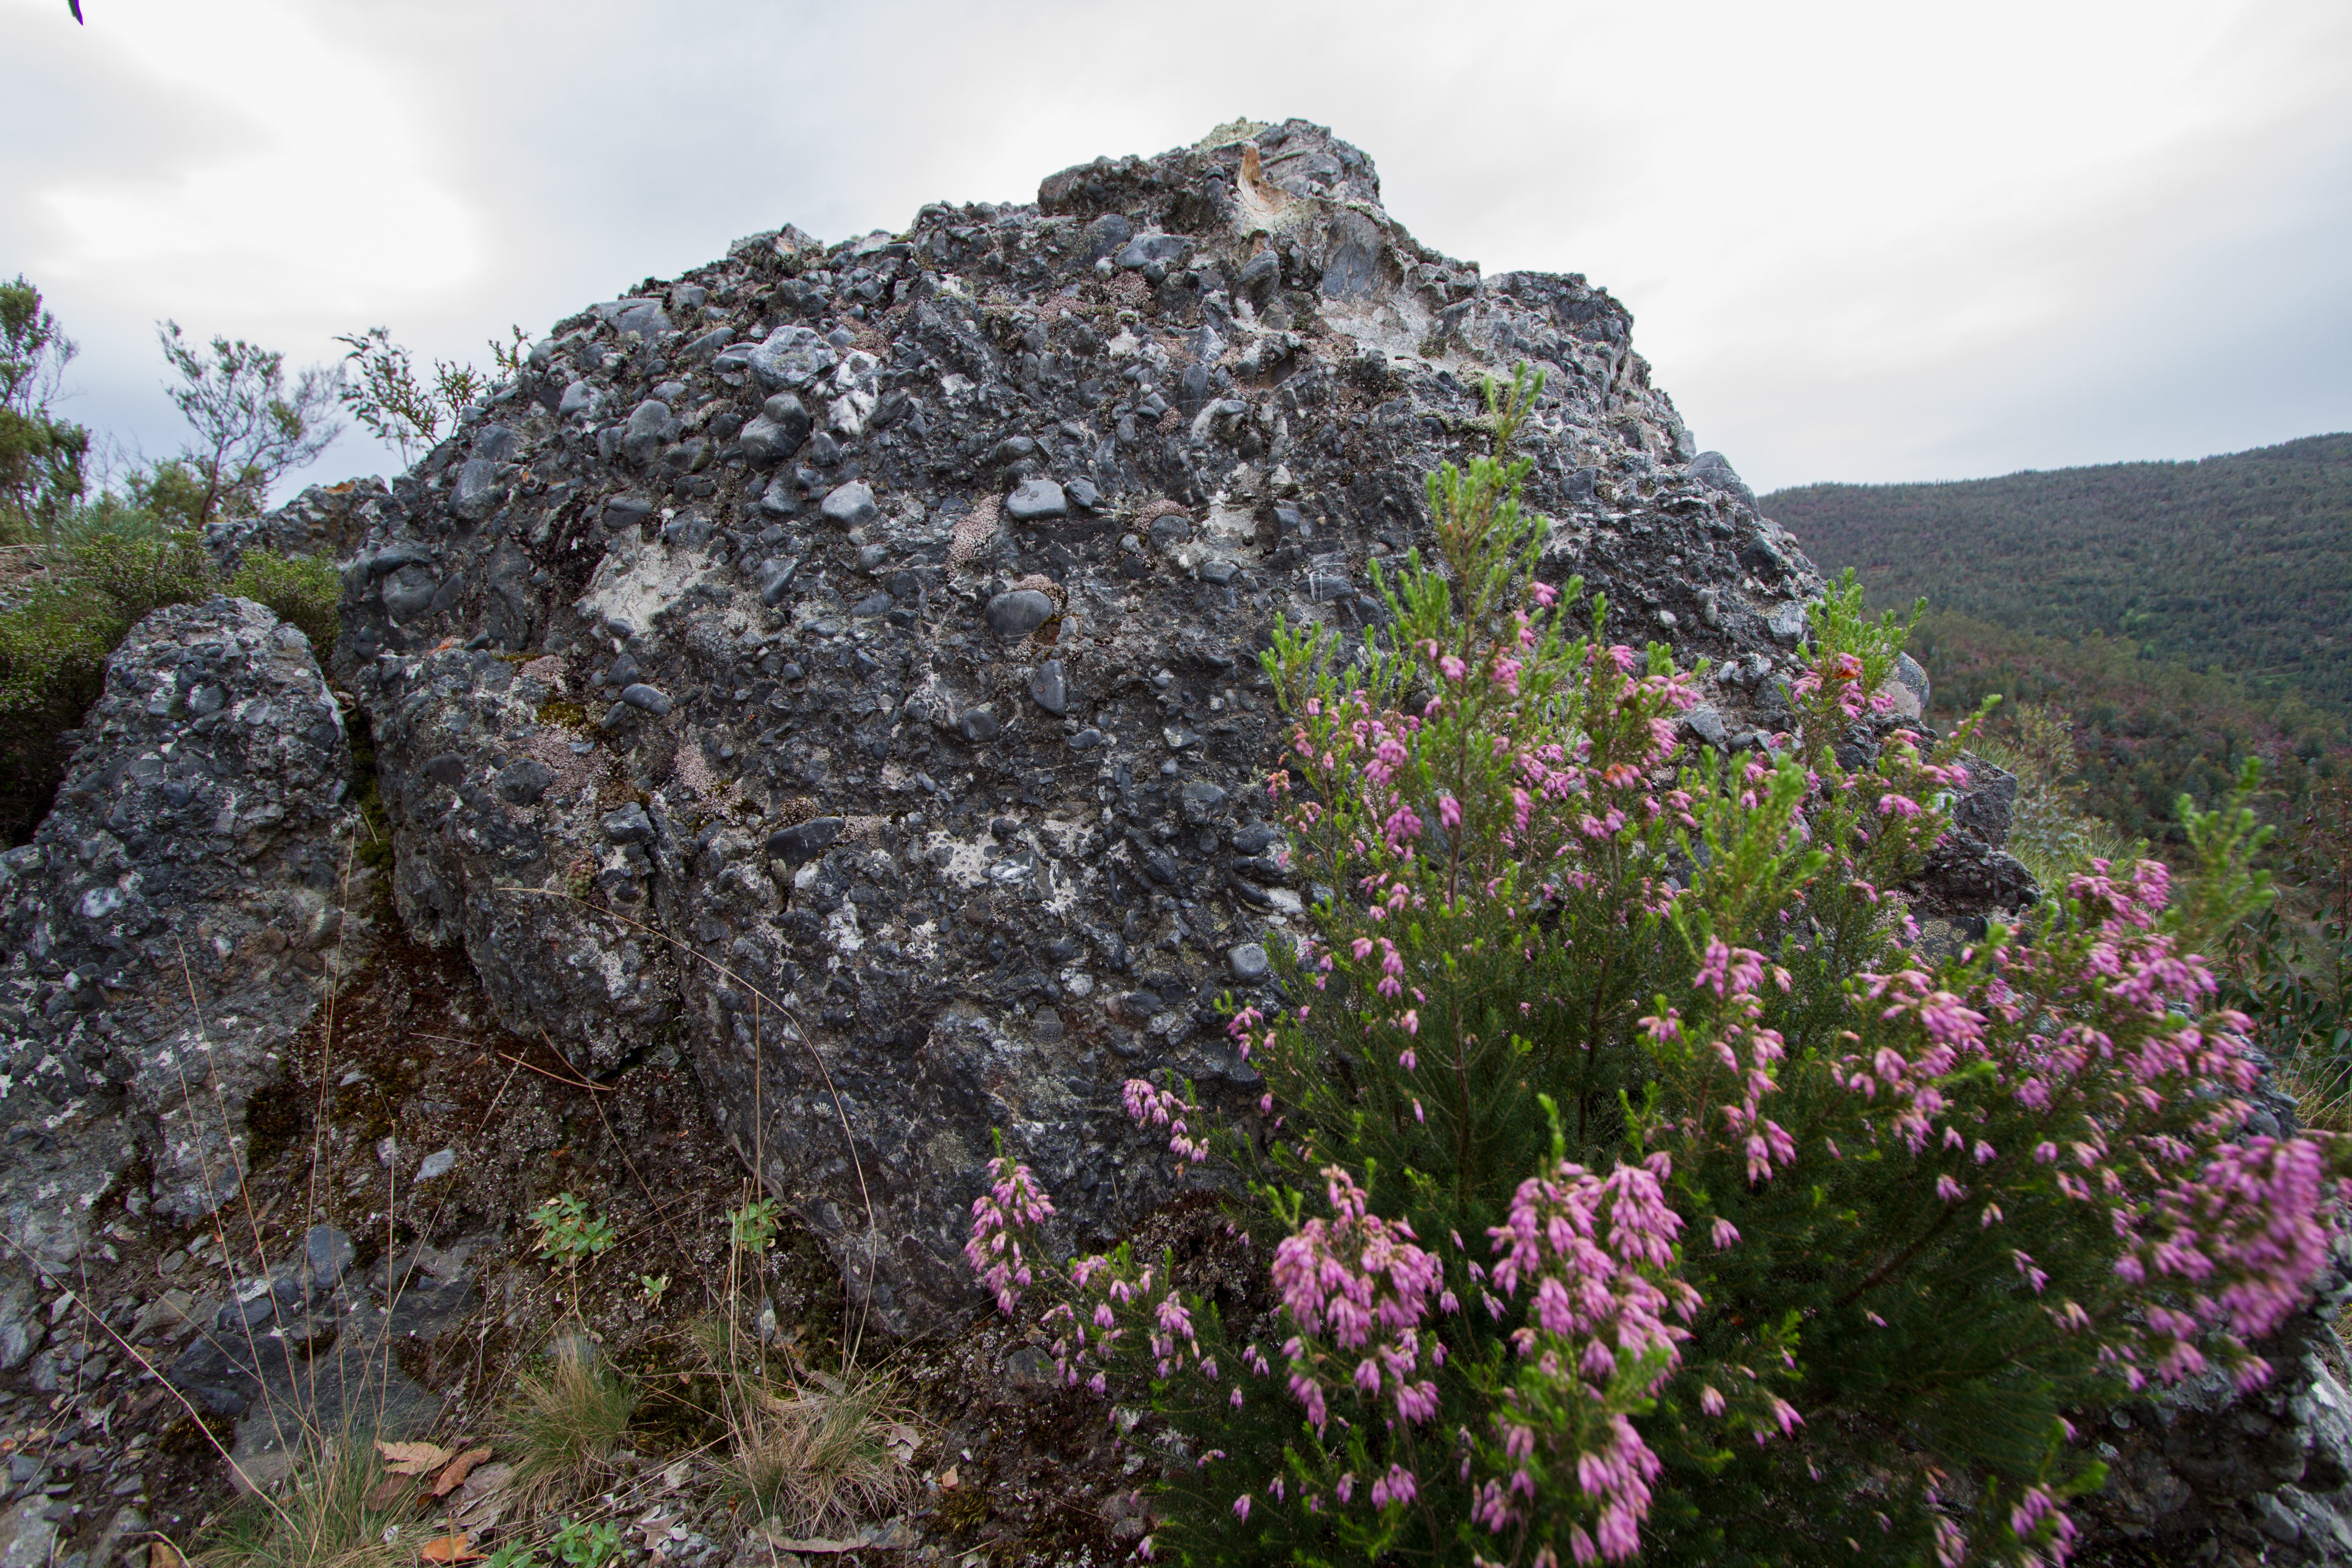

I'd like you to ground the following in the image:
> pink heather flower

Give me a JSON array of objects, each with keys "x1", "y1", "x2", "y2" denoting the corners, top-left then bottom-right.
[
  {"x1": 1232, "y1": 1495, "x2": 1250, "y2": 1522},
  {"x1": 1935, "y1": 1175, "x2": 1965, "y2": 1203},
  {"x1": 1438, "y1": 796, "x2": 1463, "y2": 831},
  {"x1": 1699, "y1": 1386, "x2": 1725, "y2": 1417},
  {"x1": 1532, "y1": 580, "x2": 1558, "y2": 607},
  {"x1": 1440, "y1": 655, "x2": 1468, "y2": 681},
  {"x1": 1370, "y1": 1465, "x2": 1419, "y2": 1508},
  {"x1": 963, "y1": 1154, "x2": 1055, "y2": 1312},
  {"x1": 1401, "y1": 1013, "x2": 1419, "y2": 1039},
  {"x1": 1711, "y1": 1217, "x2": 1740, "y2": 1250}
]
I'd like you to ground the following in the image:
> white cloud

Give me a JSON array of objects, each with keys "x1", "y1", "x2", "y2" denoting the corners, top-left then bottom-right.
[{"x1": 4, "y1": 0, "x2": 2346, "y2": 495}]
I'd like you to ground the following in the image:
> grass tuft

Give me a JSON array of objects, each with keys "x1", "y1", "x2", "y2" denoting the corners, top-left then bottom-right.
[
  {"x1": 720, "y1": 1369, "x2": 921, "y2": 1535},
  {"x1": 194, "y1": 1440, "x2": 410, "y2": 1568},
  {"x1": 505, "y1": 1343, "x2": 637, "y2": 1501}
]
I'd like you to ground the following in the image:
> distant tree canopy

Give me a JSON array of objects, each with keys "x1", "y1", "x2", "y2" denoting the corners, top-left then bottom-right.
[
  {"x1": 1765, "y1": 436, "x2": 2352, "y2": 850},
  {"x1": 1767, "y1": 433, "x2": 2352, "y2": 717}
]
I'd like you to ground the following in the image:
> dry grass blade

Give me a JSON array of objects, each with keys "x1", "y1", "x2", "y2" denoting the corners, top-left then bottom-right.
[
  {"x1": 2279, "y1": 1056, "x2": 2352, "y2": 1137},
  {"x1": 194, "y1": 1440, "x2": 412, "y2": 1568},
  {"x1": 505, "y1": 1343, "x2": 636, "y2": 1500},
  {"x1": 722, "y1": 1371, "x2": 924, "y2": 1536}
]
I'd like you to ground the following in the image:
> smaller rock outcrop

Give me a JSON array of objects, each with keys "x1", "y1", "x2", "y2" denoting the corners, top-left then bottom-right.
[
  {"x1": 0, "y1": 597, "x2": 352, "y2": 1352},
  {"x1": 165, "y1": 1224, "x2": 476, "y2": 1490},
  {"x1": 203, "y1": 476, "x2": 401, "y2": 573}
]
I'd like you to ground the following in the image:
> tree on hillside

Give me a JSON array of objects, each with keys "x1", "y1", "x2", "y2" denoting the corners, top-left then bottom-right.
[
  {"x1": 156, "y1": 320, "x2": 341, "y2": 526},
  {"x1": 0, "y1": 277, "x2": 92, "y2": 540}
]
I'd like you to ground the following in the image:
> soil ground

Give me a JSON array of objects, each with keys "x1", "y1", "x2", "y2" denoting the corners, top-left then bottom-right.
[{"x1": 0, "y1": 864, "x2": 1140, "y2": 1568}]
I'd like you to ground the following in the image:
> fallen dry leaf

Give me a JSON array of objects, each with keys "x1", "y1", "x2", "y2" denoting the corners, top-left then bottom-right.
[
  {"x1": 431, "y1": 1448, "x2": 494, "y2": 1497},
  {"x1": 365, "y1": 1476, "x2": 413, "y2": 1511},
  {"x1": 758, "y1": 1521, "x2": 918, "y2": 1555},
  {"x1": 377, "y1": 1440, "x2": 454, "y2": 1476},
  {"x1": 937, "y1": 1465, "x2": 960, "y2": 1491},
  {"x1": 149, "y1": 1544, "x2": 183, "y2": 1568},
  {"x1": 882, "y1": 1422, "x2": 920, "y2": 1466},
  {"x1": 451, "y1": 1463, "x2": 516, "y2": 1534},
  {"x1": 419, "y1": 1534, "x2": 483, "y2": 1563}
]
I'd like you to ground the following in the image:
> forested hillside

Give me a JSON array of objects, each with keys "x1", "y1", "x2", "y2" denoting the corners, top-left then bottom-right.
[
  {"x1": 1768, "y1": 433, "x2": 2352, "y2": 713},
  {"x1": 1766, "y1": 435, "x2": 2352, "y2": 847}
]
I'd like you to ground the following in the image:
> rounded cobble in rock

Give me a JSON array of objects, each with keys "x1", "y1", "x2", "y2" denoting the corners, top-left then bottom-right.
[
  {"x1": 603, "y1": 802, "x2": 655, "y2": 843},
  {"x1": 620, "y1": 682, "x2": 673, "y2": 715},
  {"x1": 767, "y1": 817, "x2": 843, "y2": 865},
  {"x1": 1029, "y1": 660, "x2": 1068, "y2": 715},
  {"x1": 985, "y1": 590, "x2": 1055, "y2": 637},
  {"x1": 960, "y1": 707, "x2": 1001, "y2": 743},
  {"x1": 1681, "y1": 706, "x2": 1728, "y2": 749},
  {"x1": 820, "y1": 481, "x2": 877, "y2": 528},
  {"x1": 1005, "y1": 479, "x2": 1067, "y2": 522},
  {"x1": 1229, "y1": 943, "x2": 1270, "y2": 984}
]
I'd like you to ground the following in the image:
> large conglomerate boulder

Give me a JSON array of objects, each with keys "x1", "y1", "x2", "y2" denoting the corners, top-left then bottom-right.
[{"x1": 329, "y1": 120, "x2": 2024, "y2": 1331}]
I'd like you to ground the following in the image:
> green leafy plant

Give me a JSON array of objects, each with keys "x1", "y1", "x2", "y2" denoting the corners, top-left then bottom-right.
[
  {"x1": 728, "y1": 1196, "x2": 783, "y2": 1256},
  {"x1": 965, "y1": 366, "x2": 2352, "y2": 1567},
  {"x1": 640, "y1": 1273, "x2": 671, "y2": 1308},
  {"x1": 335, "y1": 325, "x2": 525, "y2": 465},
  {"x1": 229, "y1": 548, "x2": 343, "y2": 655},
  {"x1": 549, "y1": 1518, "x2": 621, "y2": 1568},
  {"x1": 1969, "y1": 701, "x2": 2144, "y2": 888},
  {"x1": 531, "y1": 1193, "x2": 618, "y2": 1268}
]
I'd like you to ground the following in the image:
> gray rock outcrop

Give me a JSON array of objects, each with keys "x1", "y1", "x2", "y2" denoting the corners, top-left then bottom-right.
[
  {"x1": 323, "y1": 118, "x2": 2019, "y2": 1332},
  {"x1": 165, "y1": 1223, "x2": 474, "y2": 1491},
  {"x1": 204, "y1": 475, "x2": 401, "y2": 573},
  {"x1": 0, "y1": 597, "x2": 352, "y2": 1346}
]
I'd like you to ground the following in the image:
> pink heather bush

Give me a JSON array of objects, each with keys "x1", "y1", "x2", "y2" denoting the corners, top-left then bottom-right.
[{"x1": 963, "y1": 369, "x2": 2352, "y2": 1568}]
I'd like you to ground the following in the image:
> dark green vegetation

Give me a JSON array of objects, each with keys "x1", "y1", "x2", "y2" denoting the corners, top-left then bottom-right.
[
  {"x1": 1769, "y1": 436, "x2": 2352, "y2": 848},
  {"x1": 1768, "y1": 434, "x2": 2352, "y2": 711},
  {"x1": 0, "y1": 276, "x2": 91, "y2": 536}
]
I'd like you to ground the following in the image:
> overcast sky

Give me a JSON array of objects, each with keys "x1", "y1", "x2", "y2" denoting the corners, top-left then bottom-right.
[{"x1": 5, "y1": 0, "x2": 2347, "y2": 499}]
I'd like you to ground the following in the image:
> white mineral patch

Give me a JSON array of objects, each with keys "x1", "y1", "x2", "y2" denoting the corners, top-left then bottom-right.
[
  {"x1": 578, "y1": 534, "x2": 743, "y2": 641},
  {"x1": 923, "y1": 830, "x2": 994, "y2": 889}
]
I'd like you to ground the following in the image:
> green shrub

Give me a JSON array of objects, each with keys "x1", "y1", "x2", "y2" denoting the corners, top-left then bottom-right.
[
  {"x1": 966, "y1": 368, "x2": 2352, "y2": 1567},
  {"x1": 1970, "y1": 702, "x2": 2143, "y2": 889},
  {"x1": 231, "y1": 548, "x2": 343, "y2": 656}
]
